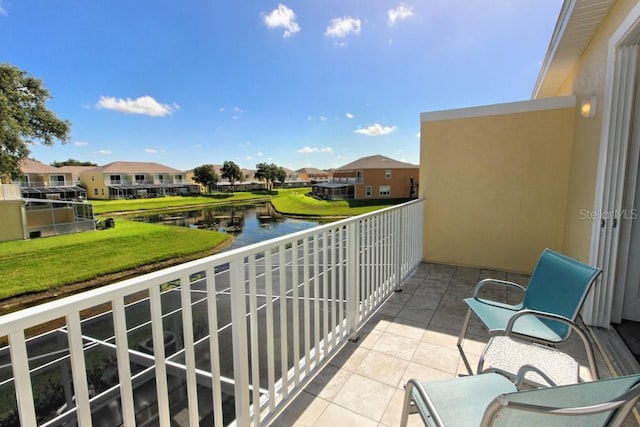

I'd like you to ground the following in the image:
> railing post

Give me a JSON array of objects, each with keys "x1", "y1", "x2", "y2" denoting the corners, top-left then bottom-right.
[
  {"x1": 346, "y1": 222, "x2": 359, "y2": 340},
  {"x1": 395, "y1": 207, "x2": 404, "y2": 291},
  {"x1": 230, "y1": 257, "x2": 251, "y2": 425}
]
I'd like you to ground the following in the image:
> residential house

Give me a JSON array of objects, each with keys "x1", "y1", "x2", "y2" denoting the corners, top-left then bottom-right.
[
  {"x1": 13, "y1": 159, "x2": 87, "y2": 200},
  {"x1": 80, "y1": 161, "x2": 199, "y2": 200},
  {"x1": 314, "y1": 154, "x2": 418, "y2": 200},
  {"x1": 420, "y1": 0, "x2": 639, "y2": 335},
  {"x1": 296, "y1": 167, "x2": 331, "y2": 183}
]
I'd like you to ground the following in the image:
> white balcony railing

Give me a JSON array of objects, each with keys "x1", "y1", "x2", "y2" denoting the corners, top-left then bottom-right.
[{"x1": 0, "y1": 199, "x2": 424, "y2": 426}]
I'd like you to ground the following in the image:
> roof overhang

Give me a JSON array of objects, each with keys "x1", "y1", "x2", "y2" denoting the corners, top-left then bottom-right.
[{"x1": 532, "y1": 0, "x2": 616, "y2": 99}]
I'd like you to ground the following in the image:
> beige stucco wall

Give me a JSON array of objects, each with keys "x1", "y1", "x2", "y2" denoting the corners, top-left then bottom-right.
[
  {"x1": 0, "y1": 200, "x2": 27, "y2": 242},
  {"x1": 544, "y1": 0, "x2": 639, "y2": 262},
  {"x1": 80, "y1": 173, "x2": 110, "y2": 200},
  {"x1": 355, "y1": 168, "x2": 418, "y2": 199},
  {"x1": 420, "y1": 103, "x2": 575, "y2": 273}
]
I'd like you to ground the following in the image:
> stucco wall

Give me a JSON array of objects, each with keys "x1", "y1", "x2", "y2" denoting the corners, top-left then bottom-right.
[
  {"x1": 550, "y1": 0, "x2": 639, "y2": 262},
  {"x1": 355, "y1": 169, "x2": 418, "y2": 199},
  {"x1": 420, "y1": 101, "x2": 575, "y2": 273},
  {"x1": 0, "y1": 200, "x2": 27, "y2": 242},
  {"x1": 80, "y1": 173, "x2": 110, "y2": 200}
]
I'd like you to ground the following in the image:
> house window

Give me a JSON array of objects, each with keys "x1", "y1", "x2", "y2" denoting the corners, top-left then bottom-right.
[
  {"x1": 93, "y1": 188, "x2": 98, "y2": 196},
  {"x1": 135, "y1": 174, "x2": 145, "y2": 184},
  {"x1": 175, "y1": 174, "x2": 183, "y2": 183},
  {"x1": 109, "y1": 174, "x2": 121, "y2": 184},
  {"x1": 49, "y1": 175, "x2": 65, "y2": 185},
  {"x1": 365, "y1": 186, "x2": 372, "y2": 197},
  {"x1": 91, "y1": 175, "x2": 95, "y2": 181},
  {"x1": 157, "y1": 174, "x2": 165, "y2": 183},
  {"x1": 379, "y1": 185, "x2": 390, "y2": 196},
  {"x1": 385, "y1": 170, "x2": 392, "y2": 179}
]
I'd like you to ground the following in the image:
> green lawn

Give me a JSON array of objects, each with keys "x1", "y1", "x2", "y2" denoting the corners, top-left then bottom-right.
[
  {"x1": 271, "y1": 191, "x2": 407, "y2": 216},
  {"x1": 0, "y1": 219, "x2": 229, "y2": 300},
  {"x1": 91, "y1": 191, "x2": 279, "y2": 214}
]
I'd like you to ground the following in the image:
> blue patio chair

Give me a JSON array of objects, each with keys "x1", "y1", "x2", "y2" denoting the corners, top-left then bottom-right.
[
  {"x1": 400, "y1": 370, "x2": 640, "y2": 427},
  {"x1": 457, "y1": 248, "x2": 602, "y2": 376}
]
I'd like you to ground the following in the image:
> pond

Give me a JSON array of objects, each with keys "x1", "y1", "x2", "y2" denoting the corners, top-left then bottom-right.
[{"x1": 131, "y1": 202, "x2": 323, "y2": 251}]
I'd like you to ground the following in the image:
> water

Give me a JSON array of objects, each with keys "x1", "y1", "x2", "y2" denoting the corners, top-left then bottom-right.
[{"x1": 132, "y1": 202, "x2": 323, "y2": 251}]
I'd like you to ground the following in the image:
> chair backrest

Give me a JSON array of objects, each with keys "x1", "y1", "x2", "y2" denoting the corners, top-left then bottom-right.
[
  {"x1": 484, "y1": 374, "x2": 640, "y2": 427},
  {"x1": 522, "y1": 248, "x2": 601, "y2": 338}
]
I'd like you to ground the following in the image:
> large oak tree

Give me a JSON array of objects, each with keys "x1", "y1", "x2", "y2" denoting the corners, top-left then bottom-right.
[{"x1": 0, "y1": 63, "x2": 71, "y2": 180}]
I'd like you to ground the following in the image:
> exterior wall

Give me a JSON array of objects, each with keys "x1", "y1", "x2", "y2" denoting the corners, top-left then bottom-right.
[
  {"x1": 80, "y1": 173, "x2": 110, "y2": 200},
  {"x1": 548, "y1": 0, "x2": 639, "y2": 262},
  {"x1": 354, "y1": 168, "x2": 418, "y2": 199},
  {"x1": 0, "y1": 200, "x2": 27, "y2": 242},
  {"x1": 26, "y1": 207, "x2": 75, "y2": 226},
  {"x1": 420, "y1": 100, "x2": 575, "y2": 273}
]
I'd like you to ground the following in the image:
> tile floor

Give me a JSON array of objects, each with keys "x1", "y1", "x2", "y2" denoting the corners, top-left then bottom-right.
[{"x1": 271, "y1": 262, "x2": 639, "y2": 426}]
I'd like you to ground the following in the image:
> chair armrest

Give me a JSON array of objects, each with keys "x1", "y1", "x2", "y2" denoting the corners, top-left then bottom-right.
[
  {"x1": 514, "y1": 364, "x2": 558, "y2": 387},
  {"x1": 472, "y1": 279, "x2": 526, "y2": 299},
  {"x1": 505, "y1": 310, "x2": 599, "y2": 380}
]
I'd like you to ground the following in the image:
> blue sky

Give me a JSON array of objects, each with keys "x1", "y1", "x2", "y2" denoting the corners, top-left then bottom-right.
[{"x1": 0, "y1": 1, "x2": 562, "y2": 171}]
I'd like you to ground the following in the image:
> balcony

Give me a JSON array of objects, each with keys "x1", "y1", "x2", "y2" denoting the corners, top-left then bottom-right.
[{"x1": 0, "y1": 198, "x2": 637, "y2": 426}]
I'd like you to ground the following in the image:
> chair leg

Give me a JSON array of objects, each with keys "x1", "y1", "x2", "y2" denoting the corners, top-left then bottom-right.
[
  {"x1": 458, "y1": 308, "x2": 474, "y2": 375},
  {"x1": 400, "y1": 382, "x2": 415, "y2": 427}
]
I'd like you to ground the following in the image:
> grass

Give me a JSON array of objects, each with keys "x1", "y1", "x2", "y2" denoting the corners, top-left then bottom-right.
[
  {"x1": 271, "y1": 191, "x2": 408, "y2": 216},
  {"x1": 0, "y1": 219, "x2": 229, "y2": 300},
  {"x1": 91, "y1": 191, "x2": 278, "y2": 215}
]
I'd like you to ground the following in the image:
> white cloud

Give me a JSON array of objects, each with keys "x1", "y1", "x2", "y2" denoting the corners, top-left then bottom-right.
[
  {"x1": 320, "y1": 115, "x2": 327, "y2": 121},
  {"x1": 354, "y1": 123, "x2": 398, "y2": 136},
  {"x1": 325, "y1": 16, "x2": 361, "y2": 38},
  {"x1": 264, "y1": 4, "x2": 300, "y2": 38},
  {"x1": 97, "y1": 150, "x2": 112, "y2": 155},
  {"x1": 219, "y1": 107, "x2": 225, "y2": 112},
  {"x1": 73, "y1": 141, "x2": 89, "y2": 146},
  {"x1": 257, "y1": 151, "x2": 264, "y2": 157},
  {"x1": 346, "y1": 112, "x2": 354, "y2": 119},
  {"x1": 144, "y1": 148, "x2": 157, "y2": 154},
  {"x1": 388, "y1": 4, "x2": 414, "y2": 26},
  {"x1": 297, "y1": 146, "x2": 333, "y2": 153},
  {"x1": 96, "y1": 95, "x2": 175, "y2": 117},
  {"x1": 0, "y1": 2, "x2": 7, "y2": 15}
]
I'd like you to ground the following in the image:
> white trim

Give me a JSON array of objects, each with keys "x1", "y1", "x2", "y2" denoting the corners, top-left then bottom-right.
[{"x1": 420, "y1": 96, "x2": 576, "y2": 122}]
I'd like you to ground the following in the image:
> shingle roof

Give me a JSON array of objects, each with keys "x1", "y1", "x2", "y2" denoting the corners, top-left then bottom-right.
[
  {"x1": 296, "y1": 167, "x2": 329, "y2": 174},
  {"x1": 85, "y1": 161, "x2": 184, "y2": 174},
  {"x1": 336, "y1": 155, "x2": 417, "y2": 171},
  {"x1": 19, "y1": 159, "x2": 61, "y2": 174}
]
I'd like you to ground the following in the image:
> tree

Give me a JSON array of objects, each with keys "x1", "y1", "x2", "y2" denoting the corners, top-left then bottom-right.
[
  {"x1": 221, "y1": 160, "x2": 242, "y2": 191},
  {"x1": 0, "y1": 63, "x2": 71, "y2": 181},
  {"x1": 192, "y1": 164, "x2": 219, "y2": 193},
  {"x1": 51, "y1": 159, "x2": 97, "y2": 167},
  {"x1": 255, "y1": 162, "x2": 285, "y2": 191}
]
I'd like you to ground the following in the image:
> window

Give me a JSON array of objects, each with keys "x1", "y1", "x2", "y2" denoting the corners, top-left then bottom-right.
[
  {"x1": 157, "y1": 174, "x2": 165, "y2": 183},
  {"x1": 385, "y1": 170, "x2": 392, "y2": 179},
  {"x1": 135, "y1": 174, "x2": 145, "y2": 184},
  {"x1": 356, "y1": 170, "x2": 362, "y2": 183},
  {"x1": 365, "y1": 186, "x2": 372, "y2": 197},
  {"x1": 109, "y1": 174, "x2": 121, "y2": 184},
  {"x1": 93, "y1": 188, "x2": 98, "y2": 195},
  {"x1": 49, "y1": 175, "x2": 65, "y2": 185},
  {"x1": 379, "y1": 185, "x2": 390, "y2": 196},
  {"x1": 91, "y1": 175, "x2": 95, "y2": 181}
]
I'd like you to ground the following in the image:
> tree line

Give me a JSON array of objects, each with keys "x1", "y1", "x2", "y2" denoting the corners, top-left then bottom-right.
[{"x1": 192, "y1": 161, "x2": 288, "y2": 192}]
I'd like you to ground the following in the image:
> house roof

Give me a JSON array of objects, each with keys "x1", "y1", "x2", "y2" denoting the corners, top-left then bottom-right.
[
  {"x1": 336, "y1": 155, "x2": 418, "y2": 171},
  {"x1": 296, "y1": 167, "x2": 328, "y2": 175},
  {"x1": 532, "y1": 0, "x2": 616, "y2": 99},
  {"x1": 85, "y1": 161, "x2": 184, "y2": 174},
  {"x1": 19, "y1": 159, "x2": 61, "y2": 174}
]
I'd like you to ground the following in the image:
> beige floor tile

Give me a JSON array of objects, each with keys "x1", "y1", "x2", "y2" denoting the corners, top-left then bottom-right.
[
  {"x1": 312, "y1": 403, "x2": 378, "y2": 427},
  {"x1": 271, "y1": 391, "x2": 330, "y2": 427},
  {"x1": 395, "y1": 306, "x2": 434, "y2": 325},
  {"x1": 412, "y1": 342, "x2": 461, "y2": 374},
  {"x1": 371, "y1": 332, "x2": 420, "y2": 361},
  {"x1": 305, "y1": 365, "x2": 352, "y2": 400},
  {"x1": 378, "y1": 387, "x2": 424, "y2": 427},
  {"x1": 400, "y1": 361, "x2": 455, "y2": 388},
  {"x1": 384, "y1": 319, "x2": 426, "y2": 341},
  {"x1": 332, "y1": 374, "x2": 396, "y2": 422},
  {"x1": 355, "y1": 350, "x2": 409, "y2": 387},
  {"x1": 329, "y1": 344, "x2": 369, "y2": 372}
]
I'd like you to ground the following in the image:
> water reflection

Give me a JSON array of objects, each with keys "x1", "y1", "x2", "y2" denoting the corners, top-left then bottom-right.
[{"x1": 132, "y1": 202, "x2": 322, "y2": 251}]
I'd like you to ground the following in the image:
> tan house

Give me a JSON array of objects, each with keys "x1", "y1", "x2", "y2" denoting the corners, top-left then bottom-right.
[
  {"x1": 317, "y1": 154, "x2": 418, "y2": 200},
  {"x1": 420, "y1": 0, "x2": 640, "y2": 331},
  {"x1": 296, "y1": 167, "x2": 331, "y2": 183},
  {"x1": 81, "y1": 161, "x2": 199, "y2": 200},
  {"x1": 13, "y1": 159, "x2": 87, "y2": 200}
]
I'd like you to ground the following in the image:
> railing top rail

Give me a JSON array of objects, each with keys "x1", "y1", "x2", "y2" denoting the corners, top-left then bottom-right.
[{"x1": 0, "y1": 199, "x2": 424, "y2": 335}]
